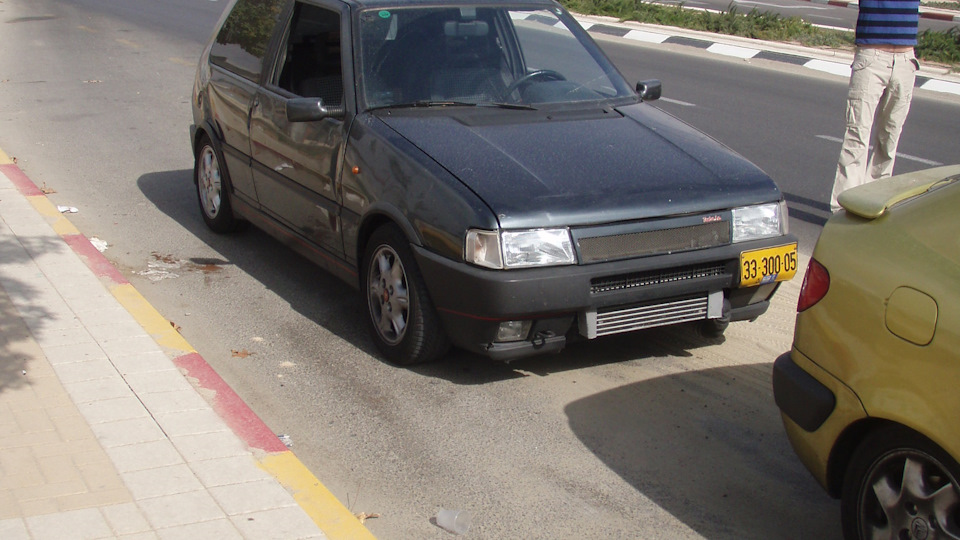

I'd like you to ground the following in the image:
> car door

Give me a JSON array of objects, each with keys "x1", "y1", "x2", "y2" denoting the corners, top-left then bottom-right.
[
  {"x1": 249, "y1": 0, "x2": 350, "y2": 258},
  {"x1": 205, "y1": 0, "x2": 288, "y2": 204}
]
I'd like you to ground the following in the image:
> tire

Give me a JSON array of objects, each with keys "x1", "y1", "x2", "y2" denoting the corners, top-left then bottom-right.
[
  {"x1": 841, "y1": 426, "x2": 960, "y2": 540},
  {"x1": 697, "y1": 318, "x2": 729, "y2": 340},
  {"x1": 194, "y1": 134, "x2": 241, "y2": 233},
  {"x1": 362, "y1": 224, "x2": 450, "y2": 365}
]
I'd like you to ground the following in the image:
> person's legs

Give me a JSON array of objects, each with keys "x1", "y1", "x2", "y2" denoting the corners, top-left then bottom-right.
[
  {"x1": 830, "y1": 49, "x2": 888, "y2": 212},
  {"x1": 868, "y1": 53, "x2": 917, "y2": 180}
]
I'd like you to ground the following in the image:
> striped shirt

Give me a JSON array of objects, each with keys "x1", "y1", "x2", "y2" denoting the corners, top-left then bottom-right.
[{"x1": 855, "y1": 0, "x2": 920, "y2": 46}]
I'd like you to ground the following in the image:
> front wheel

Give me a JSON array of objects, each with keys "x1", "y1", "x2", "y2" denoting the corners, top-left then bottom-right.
[
  {"x1": 841, "y1": 426, "x2": 960, "y2": 540},
  {"x1": 362, "y1": 225, "x2": 450, "y2": 365}
]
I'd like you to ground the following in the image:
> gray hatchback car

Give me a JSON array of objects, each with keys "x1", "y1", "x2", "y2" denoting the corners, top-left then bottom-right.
[{"x1": 190, "y1": 0, "x2": 797, "y2": 365}]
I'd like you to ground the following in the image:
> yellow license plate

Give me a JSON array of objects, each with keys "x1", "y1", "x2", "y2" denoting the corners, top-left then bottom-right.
[{"x1": 739, "y1": 243, "x2": 799, "y2": 287}]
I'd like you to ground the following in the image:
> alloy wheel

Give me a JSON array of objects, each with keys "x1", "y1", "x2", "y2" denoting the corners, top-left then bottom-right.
[{"x1": 367, "y1": 244, "x2": 409, "y2": 346}]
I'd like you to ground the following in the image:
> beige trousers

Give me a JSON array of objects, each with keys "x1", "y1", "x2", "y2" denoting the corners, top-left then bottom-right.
[{"x1": 830, "y1": 47, "x2": 918, "y2": 212}]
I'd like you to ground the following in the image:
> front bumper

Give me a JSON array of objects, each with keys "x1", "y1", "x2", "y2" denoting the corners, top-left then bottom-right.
[{"x1": 414, "y1": 234, "x2": 795, "y2": 361}]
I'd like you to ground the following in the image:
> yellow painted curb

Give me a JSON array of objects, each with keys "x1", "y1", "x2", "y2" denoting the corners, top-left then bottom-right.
[
  {"x1": 25, "y1": 195, "x2": 82, "y2": 236},
  {"x1": 0, "y1": 148, "x2": 12, "y2": 165},
  {"x1": 259, "y1": 452, "x2": 377, "y2": 540},
  {"x1": 110, "y1": 283, "x2": 196, "y2": 354}
]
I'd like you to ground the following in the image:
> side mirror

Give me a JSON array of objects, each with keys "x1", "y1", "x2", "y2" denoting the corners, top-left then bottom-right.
[
  {"x1": 636, "y1": 79, "x2": 662, "y2": 102},
  {"x1": 286, "y1": 97, "x2": 345, "y2": 122}
]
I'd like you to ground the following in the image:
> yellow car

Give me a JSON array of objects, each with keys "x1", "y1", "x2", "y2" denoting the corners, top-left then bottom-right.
[{"x1": 773, "y1": 165, "x2": 960, "y2": 540}]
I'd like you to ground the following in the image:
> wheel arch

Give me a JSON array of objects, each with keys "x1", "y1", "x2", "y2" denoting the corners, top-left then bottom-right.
[
  {"x1": 826, "y1": 418, "x2": 947, "y2": 499},
  {"x1": 192, "y1": 119, "x2": 225, "y2": 162},
  {"x1": 355, "y1": 206, "x2": 423, "y2": 284}
]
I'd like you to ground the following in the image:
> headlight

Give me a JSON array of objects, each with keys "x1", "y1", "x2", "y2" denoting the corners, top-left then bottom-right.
[
  {"x1": 732, "y1": 202, "x2": 787, "y2": 243},
  {"x1": 465, "y1": 228, "x2": 576, "y2": 269}
]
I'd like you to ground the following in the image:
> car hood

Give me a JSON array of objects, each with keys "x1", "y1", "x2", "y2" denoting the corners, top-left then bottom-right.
[{"x1": 376, "y1": 102, "x2": 780, "y2": 229}]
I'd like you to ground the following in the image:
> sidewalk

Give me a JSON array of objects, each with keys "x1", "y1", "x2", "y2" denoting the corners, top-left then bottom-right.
[{"x1": 0, "y1": 152, "x2": 374, "y2": 539}]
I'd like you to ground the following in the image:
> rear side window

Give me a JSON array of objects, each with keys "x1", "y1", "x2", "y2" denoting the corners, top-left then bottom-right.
[{"x1": 210, "y1": 0, "x2": 287, "y2": 82}]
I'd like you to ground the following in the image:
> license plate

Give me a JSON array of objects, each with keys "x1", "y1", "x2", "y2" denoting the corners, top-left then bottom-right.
[{"x1": 739, "y1": 243, "x2": 798, "y2": 287}]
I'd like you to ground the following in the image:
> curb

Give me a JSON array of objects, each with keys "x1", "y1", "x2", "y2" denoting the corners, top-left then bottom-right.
[
  {"x1": 797, "y1": 0, "x2": 960, "y2": 22},
  {"x1": 571, "y1": 15, "x2": 960, "y2": 97},
  {"x1": 0, "y1": 146, "x2": 376, "y2": 540}
]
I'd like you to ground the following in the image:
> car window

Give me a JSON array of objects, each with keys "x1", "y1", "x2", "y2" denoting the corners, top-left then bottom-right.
[
  {"x1": 511, "y1": 12, "x2": 622, "y2": 99},
  {"x1": 210, "y1": 0, "x2": 287, "y2": 82},
  {"x1": 357, "y1": 5, "x2": 634, "y2": 109},
  {"x1": 275, "y1": 2, "x2": 344, "y2": 106}
]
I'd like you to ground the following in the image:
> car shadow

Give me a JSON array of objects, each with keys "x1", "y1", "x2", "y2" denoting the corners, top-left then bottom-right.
[
  {"x1": 565, "y1": 363, "x2": 842, "y2": 539},
  {"x1": 138, "y1": 168, "x2": 382, "y2": 348},
  {"x1": 138, "y1": 170, "x2": 761, "y2": 384}
]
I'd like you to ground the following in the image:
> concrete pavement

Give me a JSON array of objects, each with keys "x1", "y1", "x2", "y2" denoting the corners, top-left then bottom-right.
[{"x1": 0, "y1": 149, "x2": 376, "y2": 539}]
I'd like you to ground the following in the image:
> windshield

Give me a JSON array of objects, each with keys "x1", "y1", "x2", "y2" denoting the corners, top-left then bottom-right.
[{"x1": 357, "y1": 5, "x2": 635, "y2": 110}]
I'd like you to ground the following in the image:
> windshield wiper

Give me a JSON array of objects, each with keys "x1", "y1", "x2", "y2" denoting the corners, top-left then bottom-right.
[
  {"x1": 371, "y1": 100, "x2": 537, "y2": 111},
  {"x1": 477, "y1": 102, "x2": 537, "y2": 110},
  {"x1": 381, "y1": 100, "x2": 478, "y2": 109}
]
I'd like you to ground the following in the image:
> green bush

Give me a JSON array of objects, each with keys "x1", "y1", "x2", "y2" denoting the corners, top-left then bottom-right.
[
  {"x1": 562, "y1": 0, "x2": 959, "y2": 70},
  {"x1": 917, "y1": 27, "x2": 960, "y2": 65}
]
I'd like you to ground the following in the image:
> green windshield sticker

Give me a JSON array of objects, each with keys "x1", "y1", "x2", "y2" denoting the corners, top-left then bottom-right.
[{"x1": 378, "y1": 10, "x2": 391, "y2": 18}]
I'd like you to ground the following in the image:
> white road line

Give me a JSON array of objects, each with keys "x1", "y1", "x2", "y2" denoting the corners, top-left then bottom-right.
[
  {"x1": 817, "y1": 135, "x2": 944, "y2": 166},
  {"x1": 660, "y1": 97, "x2": 697, "y2": 107}
]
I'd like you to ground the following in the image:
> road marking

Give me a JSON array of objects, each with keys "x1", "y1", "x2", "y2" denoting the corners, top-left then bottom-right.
[
  {"x1": 735, "y1": 0, "x2": 832, "y2": 8},
  {"x1": 116, "y1": 38, "x2": 141, "y2": 49},
  {"x1": 660, "y1": 97, "x2": 697, "y2": 107},
  {"x1": 816, "y1": 135, "x2": 944, "y2": 166}
]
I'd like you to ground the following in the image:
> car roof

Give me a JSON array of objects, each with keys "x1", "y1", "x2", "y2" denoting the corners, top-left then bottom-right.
[{"x1": 344, "y1": 0, "x2": 559, "y2": 10}]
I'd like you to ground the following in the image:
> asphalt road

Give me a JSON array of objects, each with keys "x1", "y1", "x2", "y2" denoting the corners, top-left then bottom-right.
[{"x1": 0, "y1": 0, "x2": 958, "y2": 538}]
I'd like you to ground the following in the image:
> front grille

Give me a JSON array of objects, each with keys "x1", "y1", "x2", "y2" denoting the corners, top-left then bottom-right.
[
  {"x1": 577, "y1": 221, "x2": 730, "y2": 264},
  {"x1": 581, "y1": 296, "x2": 709, "y2": 338},
  {"x1": 591, "y1": 263, "x2": 726, "y2": 294}
]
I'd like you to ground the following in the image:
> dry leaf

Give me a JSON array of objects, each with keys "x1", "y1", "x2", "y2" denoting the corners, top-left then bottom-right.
[
  {"x1": 355, "y1": 512, "x2": 380, "y2": 524},
  {"x1": 231, "y1": 349, "x2": 253, "y2": 358},
  {"x1": 169, "y1": 321, "x2": 182, "y2": 333},
  {"x1": 40, "y1": 182, "x2": 56, "y2": 194}
]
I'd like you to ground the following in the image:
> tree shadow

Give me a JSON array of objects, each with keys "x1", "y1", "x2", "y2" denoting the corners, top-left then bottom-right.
[
  {"x1": 0, "y1": 235, "x2": 59, "y2": 393},
  {"x1": 565, "y1": 363, "x2": 842, "y2": 539}
]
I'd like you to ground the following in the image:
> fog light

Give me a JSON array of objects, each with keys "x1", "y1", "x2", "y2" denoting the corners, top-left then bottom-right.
[{"x1": 496, "y1": 321, "x2": 532, "y2": 342}]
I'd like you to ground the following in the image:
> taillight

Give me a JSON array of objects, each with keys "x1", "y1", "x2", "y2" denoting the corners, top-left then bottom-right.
[{"x1": 797, "y1": 258, "x2": 829, "y2": 312}]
